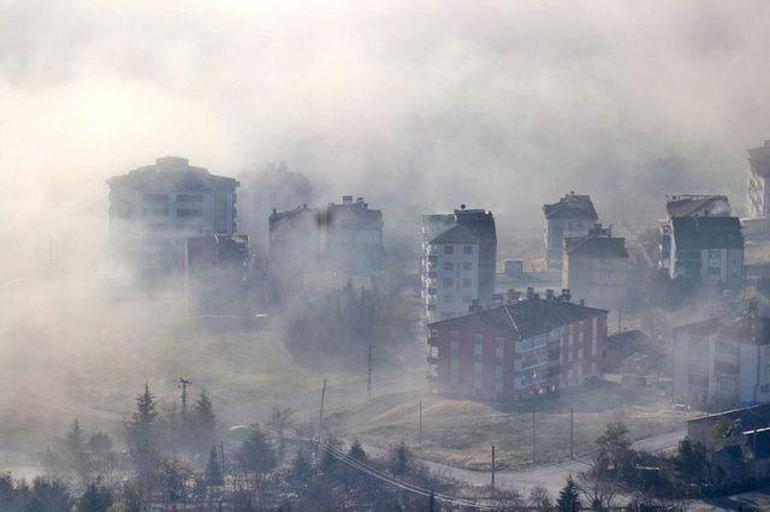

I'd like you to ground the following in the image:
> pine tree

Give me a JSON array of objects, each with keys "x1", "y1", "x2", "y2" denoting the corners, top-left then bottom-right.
[
  {"x1": 289, "y1": 449, "x2": 314, "y2": 484},
  {"x1": 78, "y1": 482, "x2": 113, "y2": 512},
  {"x1": 348, "y1": 440, "x2": 367, "y2": 462},
  {"x1": 556, "y1": 476, "x2": 582, "y2": 512},
  {"x1": 190, "y1": 391, "x2": 216, "y2": 453},
  {"x1": 65, "y1": 419, "x2": 89, "y2": 484},
  {"x1": 126, "y1": 383, "x2": 160, "y2": 485},
  {"x1": 205, "y1": 445, "x2": 224, "y2": 486},
  {"x1": 236, "y1": 425, "x2": 276, "y2": 478}
]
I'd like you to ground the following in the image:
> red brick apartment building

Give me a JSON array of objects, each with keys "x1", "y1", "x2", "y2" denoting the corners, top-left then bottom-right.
[{"x1": 427, "y1": 290, "x2": 608, "y2": 400}]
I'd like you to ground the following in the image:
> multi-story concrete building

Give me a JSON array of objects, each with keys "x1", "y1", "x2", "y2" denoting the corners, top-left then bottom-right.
[
  {"x1": 673, "y1": 304, "x2": 770, "y2": 408},
  {"x1": 107, "y1": 156, "x2": 238, "y2": 278},
  {"x1": 668, "y1": 216, "x2": 744, "y2": 290},
  {"x1": 268, "y1": 196, "x2": 383, "y2": 294},
  {"x1": 563, "y1": 224, "x2": 630, "y2": 310},
  {"x1": 184, "y1": 233, "x2": 249, "y2": 319},
  {"x1": 543, "y1": 192, "x2": 598, "y2": 272},
  {"x1": 268, "y1": 204, "x2": 321, "y2": 291},
  {"x1": 659, "y1": 194, "x2": 731, "y2": 270},
  {"x1": 239, "y1": 162, "x2": 312, "y2": 253},
  {"x1": 748, "y1": 140, "x2": 770, "y2": 219},
  {"x1": 421, "y1": 206, "x2": 497, "y2": 323},
  {"x1": 322, "y1": 196, "x2": 384, "y2": 275},
  {"x1": 421, "y1": 224, "x2": 481, "y2": 323},
  {"x1": 427, "y1": 289, "x2": 607, "y2": 400}
]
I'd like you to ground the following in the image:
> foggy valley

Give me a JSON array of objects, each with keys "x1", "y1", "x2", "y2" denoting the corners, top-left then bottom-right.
[{"x1": 5, "y1": 1, "x2": 770, "y2": 511}]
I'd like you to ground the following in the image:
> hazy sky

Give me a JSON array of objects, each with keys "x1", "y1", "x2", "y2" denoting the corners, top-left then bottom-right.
[{"x1": 2, "y1": 0, "x2": 770, "y2": 275}]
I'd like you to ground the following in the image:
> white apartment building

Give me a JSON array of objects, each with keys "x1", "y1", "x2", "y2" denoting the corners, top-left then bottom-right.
[{"x1": 422, "y1": 224, "x2": 481, "y2": 323}]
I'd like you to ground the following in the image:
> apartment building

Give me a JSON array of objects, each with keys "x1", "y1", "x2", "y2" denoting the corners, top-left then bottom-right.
[
  {"x1": 239, "y1": 162, "x2": 312, "y2": 252},
  {"x1": 673, "y1": 304, "x2": 770, "y2": 408},
  {"x1": 563, "y1": 224, "x2": 630, "y2": 309},
  {"x1": 421, "y1": 206, "x2": 497, "y2": 324},
  {"x1": 427, "y1": 290, "x2": 607, "y2": 400},
  {"x1": 543, "y1": 192, "x2": 599, "y2": 272},
  {"x1": 107, "y1": 156, "x2": 238, "y2": 277},
  {"x1": 659, "y1": 194, "x2": 731, "y2": 270}
]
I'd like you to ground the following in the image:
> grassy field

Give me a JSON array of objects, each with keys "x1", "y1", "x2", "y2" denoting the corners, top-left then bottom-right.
[{"x1": 327, "y1": 381, "x2": 692, "y2": 471}]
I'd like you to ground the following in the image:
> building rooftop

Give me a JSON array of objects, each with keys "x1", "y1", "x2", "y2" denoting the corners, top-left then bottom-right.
[
  {"x1": 564, "y1": 232, "x2": 629, "y2": 259},
  {"x1": 325, "y1": 196, "x2": 382, "y2": 227},
  {"x1": 543, "y1": 192, "x2": 598, "y2": 220},
  {"x1": 269, "y1": 204, "x2": 317, "y2": 227},
  {"x1": 674, "y1": 310, "x2": 770, "y2": 345},
  {"x1": 665, "y1": 195, "x2": 731, "y2": 218},
  {"x1": 671, "y1": 216, "x2": 744, "y2": 250},
  {"x1": 107, "y1": 156, "x2": 238, "y2": 192},
  {"x1": 429, "y1": 224, "x2": 480, "y2": 245},
  {"x1": 428, "y1": 296, "x2": 607, "y2": 338},
  {"x1": 689, "y1": 403, "x2": 770, "y2": 432}
]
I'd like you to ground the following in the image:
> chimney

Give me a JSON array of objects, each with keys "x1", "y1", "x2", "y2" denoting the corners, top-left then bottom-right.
[
  {"x1": 545, "y1": 289, "x2": 555, "y2": 301},
  {"x1": 357, "y1": 196, "x2": 364, "y2": 203},
  {"x1": 560, "y1": 289, "x2": 571, "y2": 303},
  {"x1": 526, "y1": 287, "x2": 535, "y2": 300},
  {"x1": 342, "y1": 195, "x2": 353, "y2": 205},
  {"x1": 506, "y1": 288, "x2": 521, "y2": 304},
  {"x1": 580, "y1": 299, "x2": 585, "y2": 306}
]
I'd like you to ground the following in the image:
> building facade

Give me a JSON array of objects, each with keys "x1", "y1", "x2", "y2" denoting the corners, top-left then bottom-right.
[
  {"x1": 543, "y1": 192, "x2": 598, "y2": 272},
  {"x1": 268, "y1": 204, "x2": 321, "y2": 291},
  {"x1": 427, "y1": 291, "x2": 607, "y2": 400},
  {"x1": 238, "y1": 162, "x2": 312, "y2": 253},
  {"x1": 184, "y1": 234, "x2": 250, "y2": 319},
  {"x1": 748, "y1": 140, "x2": 770, "y2": 219},
  {"x1": 322, "y1": 196, "x2": 384, "y2": 275},
  {"x1": 673, "y1": 306, "x2": 770, "y2": 408},
  {"x1": 562, "y1": 225, "x2": 630, "y2": 310},
  {"x1": 659, "y1": 194, "x2": 731, "y2": 270},
  {"x1": 668, "y1": 216, "x2": 744, "y2": 290},
  {"x1": 268, "y1": 196, "x2": 383, "y2": 294},
  {"x1": 107, "y1": 156, "x2": 238, "y2": 278},
  {"x1": 421, "y1": 206, "x2": 497, "y2": 324}
]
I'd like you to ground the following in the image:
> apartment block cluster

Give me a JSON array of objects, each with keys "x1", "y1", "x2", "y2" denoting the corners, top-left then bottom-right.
[
  {"x1": 107, "y1": 157, "x2": 384, "y2": 318},
  {"x1": 421, "y1": 139, "x2": 770, "y2": 403}
]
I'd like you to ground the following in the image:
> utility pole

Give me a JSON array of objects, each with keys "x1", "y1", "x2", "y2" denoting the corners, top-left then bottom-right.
[
  {"x1": 367, "y1": 346, "x2": 373, "y2": 401},
  {"x1": 491, "y1": 444, "x2": 496, "y2": 495},
  {"x1": 219, "y1": 441, "x2": 226, "y2": 492},
  {"x1": 419, "y1": 400, "x2": 423, "y2": 444},
  {"x1": 570, "y1": 407, "x2": 574, "y2": 459},
  {"x1": 318, "y1": 377, "x2": 327, "y2": 437},
  {"x1": 178, "y1": 377, "x2": 192, "y2": 420},
  {"x1": 532, "y1": 410, "x2": 536, "y2": 464},
  {"x1": 429, "y1": 490, "x2": 436, "y2": 512},
  {"x1": 617, "y1": 309, "x2": 622, "y2": 333}
]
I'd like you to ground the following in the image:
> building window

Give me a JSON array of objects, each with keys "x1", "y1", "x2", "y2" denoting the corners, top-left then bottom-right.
[
  {"x1": 444, "y1": 245, "x2": 454, "y2": 254},
  {"x1": 464, "y1": 245, "x2": 474, "y2": 255},
  {"x1": 462, "y1": 295, "x2": 471, "y2": 303},
  {"x1": 462, "y1": 262, "x2": 473, "y2": 271},
  {"x1": 443, "y1": 278, "x2": 454, "y2": 287},
  {"x1": 762, "y1": 384, "x2": 770, "y2": 394},
  {"x1": 143, "y1": 193, "x2": 169, "y2": 202},
  {"x1": 443, "y1": 262, "x2": 453, "y2": 271},
  {"x1": 177, "y1": 208, "x2": 203, "y2": 218},
  {"x1": 462, "y1": 278, "x2": 472, "y2": 288},
  {"x1": 177, "y1": 193, "x2": 203, "y2": 203}
]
